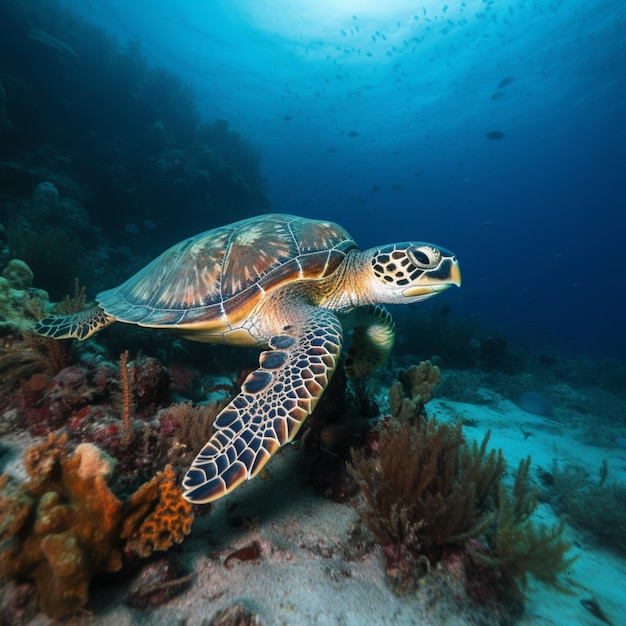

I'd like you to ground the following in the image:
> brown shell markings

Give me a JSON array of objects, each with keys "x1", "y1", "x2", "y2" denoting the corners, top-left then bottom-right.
[{"x1": 96, "y1": 215, "x2": 356, "y2": 328}]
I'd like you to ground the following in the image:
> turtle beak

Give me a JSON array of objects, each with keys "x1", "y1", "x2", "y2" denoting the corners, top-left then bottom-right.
[
  {"x1": 402, "y1": 258, "x2": 461, "y2": 297},
  {"x1": 448, "y1": 260, "x2": 462, "y2": 287}
]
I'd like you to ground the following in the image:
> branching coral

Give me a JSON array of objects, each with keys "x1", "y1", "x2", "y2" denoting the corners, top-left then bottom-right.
[
  {"x1": 162, "y1": 400, "x2": 226, "y2": 467},
  {"x1": 349, "y1": 418, "x2": 504, "y2": 591},
  {"x1": 0, "y1": 434, "x2": 194, "y2": 619},
  {"x1": 485, "y1": 457, "x2": 577, "y2": 598},
  {"x1": 350, "y1": 410, "x2": 576, "y2": 600}
]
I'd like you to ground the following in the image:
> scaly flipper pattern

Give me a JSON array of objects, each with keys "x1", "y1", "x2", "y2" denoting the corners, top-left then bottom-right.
[
  {"x1": 182, "y1": 307, "x2": 343, "y2": 503},
  {"x1": 34, "y1": 306, "x2": 114, "y2": 340}
]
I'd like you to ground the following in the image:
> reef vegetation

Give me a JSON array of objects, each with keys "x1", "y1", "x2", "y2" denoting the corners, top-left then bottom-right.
[
  {"x1": 349, "y1": 361, "x2": 576, "y2": 605},
  {"x1": 0, "y1": 434, "x2": 193, "y2": 620},
  {"x1": 541, "y1": 459, "x2": 626, "y2": 556}
]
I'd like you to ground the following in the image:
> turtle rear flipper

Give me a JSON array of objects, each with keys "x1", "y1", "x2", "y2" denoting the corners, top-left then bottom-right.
[
  {"x1": 35, "y1": 306, "x2": 114, "y2": 340},
  {"x1": 182, "y1": 307, "x2": 343, "y2": 503}
]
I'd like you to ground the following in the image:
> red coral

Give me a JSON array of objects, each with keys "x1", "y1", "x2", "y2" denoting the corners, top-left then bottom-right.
[
  {"x1": 159, "y1": 411, "x2": 181, "y2": 437},
  {"x1": 129, "y1": 356, "x2": 170, "y2": 415}
]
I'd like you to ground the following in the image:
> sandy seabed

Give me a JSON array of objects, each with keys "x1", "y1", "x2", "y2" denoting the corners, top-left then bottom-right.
[{"x1": 3, "y1": 392, "x2": 626, "y2": 625}]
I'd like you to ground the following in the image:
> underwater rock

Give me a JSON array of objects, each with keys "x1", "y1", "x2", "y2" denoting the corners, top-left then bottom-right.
[
  {"x1": 2, "y1": 259, "x2": 33, "y2": 290},
  {"x1": 125, "y1": 556, "x2": 192, "y2": 609},
  {"x1": 516, "y1": 391, "x2": 553, "y2": 417},
  {"x1": 32, "y1": 181, "x2": 60, "y2": 215},
  {"x1": 209, "y1": 602, "x2": 264, "y2": 626},
  {"x1": 0, "y1": 259, "x2": 49, "y2": 328},
  {"x1": 0, "y1": 580, "x2": 39, "y2": 626},
  {"x1": 224, "y1": 541, "x2": 261, "y2": 568}
]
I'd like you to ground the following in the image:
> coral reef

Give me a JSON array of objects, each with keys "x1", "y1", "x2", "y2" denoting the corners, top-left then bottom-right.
[
  {"x1": 129, "y1": 354, "x2": 171, "y2": 416},
  {"x1": 349, "y1": 365, "x2": 575, "y2": 602},
  {"x1": 2, "y1": 259, "x2": 33, "y2": 290},
  {"x1": 0, "y1": 330, "x2": 70, "y2": 416},
  {"x1": 0, "y1": 0, "x2": 270, "y2": 304},
  {"x1": 0, "y1": 258, "x2": 49, "y2": 329},
  {"x1": 389, "y1": 360, "x2": 441, "y2": 420},
  {"x1": 13, "y1": 360, "x2": 107, "y2": 435},
  {"x1": 159, "y1": 400, "x2": 226, "y2": 469},
  {"x1": 0, "y1": 434, "x2": 194, "y2": 619},
  {"x1": 122, "y1": 464, "x2": 194, "y2": 558},
  {"x1": 349, "y1": 418, "x2": 503, "y2": 592}
]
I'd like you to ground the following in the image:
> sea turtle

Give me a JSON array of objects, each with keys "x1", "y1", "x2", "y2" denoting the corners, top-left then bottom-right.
[{"x1": 35, "y1": 214, "x2": 461, "y2": 503}]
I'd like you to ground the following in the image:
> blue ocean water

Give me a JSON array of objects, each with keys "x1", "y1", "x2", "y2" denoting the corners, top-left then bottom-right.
[
  {"x1": 1, "y1": 3, "x2": 626, "y2": 622},
  {"x1": 48, "y1": 0, "x2": 625, "y2": 361}
]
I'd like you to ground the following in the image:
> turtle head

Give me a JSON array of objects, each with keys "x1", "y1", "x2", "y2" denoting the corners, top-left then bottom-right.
[{"x1": 365, "y1": 242, "x2": 461, "y2": 304}]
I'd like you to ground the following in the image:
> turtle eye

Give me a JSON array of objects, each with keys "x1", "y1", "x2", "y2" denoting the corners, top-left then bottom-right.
[{"x1": 408, "y1": 245, "x2": 441, "y2": 269}]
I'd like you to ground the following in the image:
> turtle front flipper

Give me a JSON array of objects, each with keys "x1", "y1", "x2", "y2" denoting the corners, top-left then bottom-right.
[
  {"x1": 344, "y1": 304, "x2": 395, "y2": 378},
  {"x1": 182, "y1": 307, "x2": 343, "y2": 504},
  {"x1": 34, "y1": 305, "x2": 114, "y2": 340}
]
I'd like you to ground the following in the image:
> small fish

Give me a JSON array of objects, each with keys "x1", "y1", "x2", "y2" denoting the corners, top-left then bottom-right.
[
  {"x1": 497, "y1": 76, "x2": 515, "y2": 88},
  {"x1": 347, "y1": 130, "x2": 359, "y2": 138},
  {"x1": 486, "y1": 131, "x2": 506, "y2": 140},
  {"x1": 490, "y1": 91, "x2": 505, "y2": 100}
]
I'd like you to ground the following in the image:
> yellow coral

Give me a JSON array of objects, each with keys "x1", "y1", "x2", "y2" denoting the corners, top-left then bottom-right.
[
  {"x1": 0, "y1": 434, "x2": 194, "y2": 619},
  {"x1": 389, "y1": 360, "x2": 440, "y2": 420}
]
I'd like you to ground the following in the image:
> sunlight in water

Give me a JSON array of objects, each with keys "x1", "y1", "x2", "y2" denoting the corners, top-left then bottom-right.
[{"x1": 225, "y1": 0, "x2": 454, "y2": 37}]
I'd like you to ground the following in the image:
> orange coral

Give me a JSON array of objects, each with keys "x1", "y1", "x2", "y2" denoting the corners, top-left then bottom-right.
[
  {"x1": 0, "y1": 434, "x2": 194, "y2": 619},
  {"x1": 120, "y1": 349, "x2": 132, "y2": 443},
  {"x1": 122, "y1": 464, "x2": 194, "y2": 558}
]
